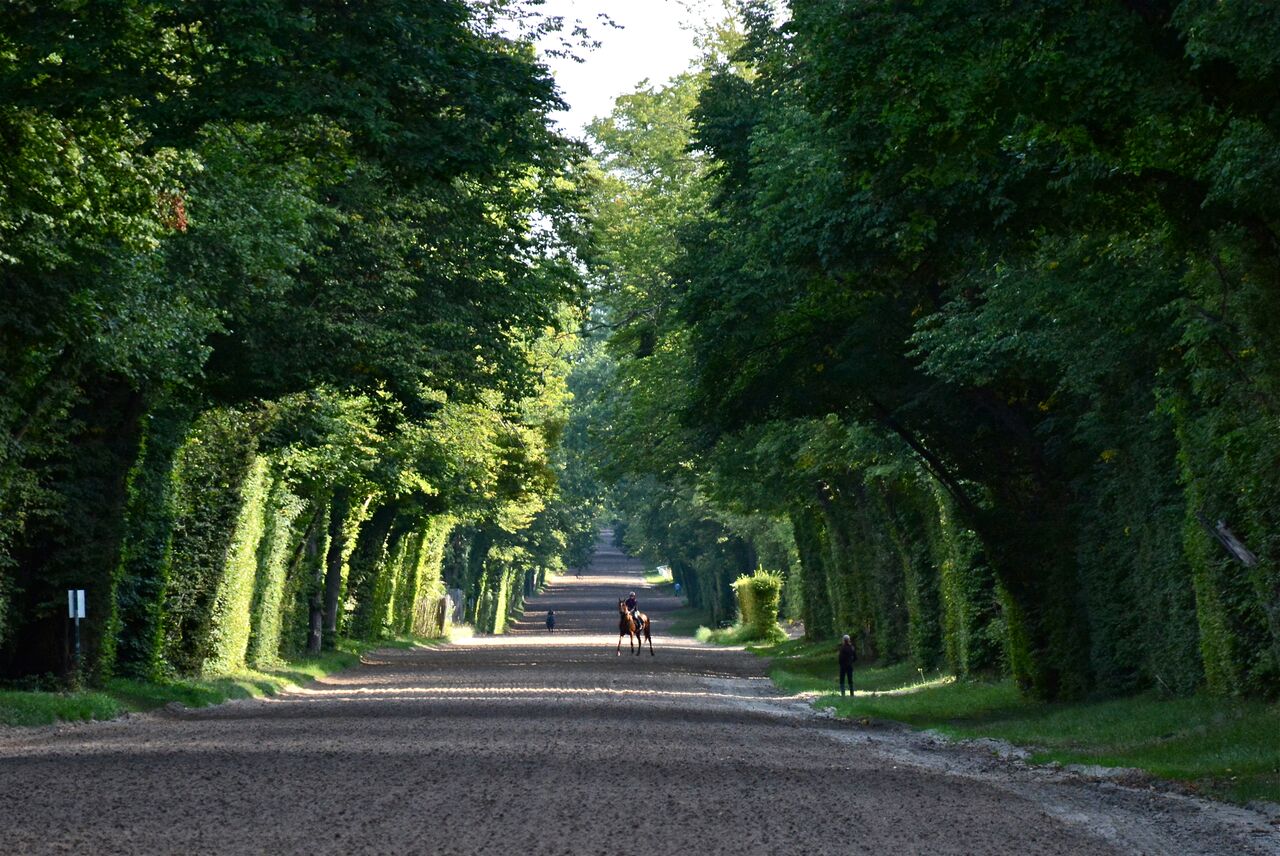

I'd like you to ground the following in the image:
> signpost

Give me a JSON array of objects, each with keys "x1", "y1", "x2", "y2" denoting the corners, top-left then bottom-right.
[{"x1": 67, "y1": 589, "x2": 86, "y2": 674}]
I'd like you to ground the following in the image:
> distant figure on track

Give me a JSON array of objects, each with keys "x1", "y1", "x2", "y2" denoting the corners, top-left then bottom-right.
[
  {"x1": 546, "y1": 610, "x2": 556, "y2": 632},
  {"x1": 838, "y1": 634, "x2": 857, "y2": 696}
]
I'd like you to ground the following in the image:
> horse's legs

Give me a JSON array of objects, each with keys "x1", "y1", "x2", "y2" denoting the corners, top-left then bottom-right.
[
  {"x1": 617, "y1": 631, "x2": 623, "y2": 656},
  {"x1": 647, "y1": 623, "x2": 654, "y2": 656}
]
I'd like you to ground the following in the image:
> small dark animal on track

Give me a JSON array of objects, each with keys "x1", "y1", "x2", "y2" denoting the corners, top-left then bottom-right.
[{"x1": 618, "y1": 599, "x2": 653, "y2": 656}]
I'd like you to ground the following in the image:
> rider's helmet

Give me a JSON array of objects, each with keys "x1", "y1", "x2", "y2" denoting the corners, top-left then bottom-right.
[{"x1": 629, "y1": 591, "x2": 636, "y2": 597}]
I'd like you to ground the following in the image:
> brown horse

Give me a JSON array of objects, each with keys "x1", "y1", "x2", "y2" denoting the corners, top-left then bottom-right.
[{"x1": 617, "y1": 600, "x2": 654, "y2": 656}]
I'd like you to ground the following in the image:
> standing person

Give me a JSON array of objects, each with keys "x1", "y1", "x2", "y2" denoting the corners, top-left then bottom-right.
[
  {"x1": 546, "y1": 610, "x2": 556, "y2": 632},
  {"x1": 838, "y1": 634, "x2": 857, "y2": 696}
]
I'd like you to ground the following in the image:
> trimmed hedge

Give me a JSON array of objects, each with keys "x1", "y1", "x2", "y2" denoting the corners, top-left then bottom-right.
[
  {"x1": 733, "y1": 569, "x2": 786, "y2": 642},
  {"x1": 202, "y1": 456, "x2": 270, "y2": 674}
]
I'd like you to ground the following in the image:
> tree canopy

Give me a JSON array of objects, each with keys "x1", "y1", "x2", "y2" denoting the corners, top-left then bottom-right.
[{"x1": 580, "y1": 1, "x2": 1280, "y2": 701}]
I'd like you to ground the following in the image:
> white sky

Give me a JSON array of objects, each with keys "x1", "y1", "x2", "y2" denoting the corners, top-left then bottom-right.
[{"x1": 530, "y1": 0, "x2": 722, "y2": 137}]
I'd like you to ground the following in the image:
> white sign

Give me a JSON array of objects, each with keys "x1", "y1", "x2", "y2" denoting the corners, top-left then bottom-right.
[{"x1": 67, "y1": 589, "x2": 86, "y2": 620}]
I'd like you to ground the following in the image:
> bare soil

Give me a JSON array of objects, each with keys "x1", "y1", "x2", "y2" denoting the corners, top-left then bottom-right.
[{"x1": 1, "y1": 537, "x2": 1276, "y2": 855}]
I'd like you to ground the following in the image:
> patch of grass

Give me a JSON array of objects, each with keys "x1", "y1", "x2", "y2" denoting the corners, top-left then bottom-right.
[
  {"x1": 106, "y1": 646, "x2": 367, "y2": 714},
  {"x1": 937, "y1": 692, "x2": 1280, "y2": 805},
  {"x1": 662, "y1": 606, "x2": 709, "y2": 637},
  {"x1": 643, "y1": 567, "x2": 674, "y2": 593},
  {"x1": 0, "y1": 690, "x2": 124, "y2": 726},
  {"x1": 445, "y1": 623, "x2": 474, "y2": 642},
  {"x1": 750, "y1": 637, "x2": 1280, "y2": 805},
  {"x1": 750, "y1": 637, "x2": 934, "y2": 694},
  {"x1": 0, "y1": 638, "x2": 386, "y2": 727},
  {"x1": 696, "y1": 621, "x2": 787, "y2": 645}
]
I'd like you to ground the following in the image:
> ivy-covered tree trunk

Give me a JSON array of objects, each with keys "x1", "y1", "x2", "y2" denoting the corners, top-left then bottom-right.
[
  {"x1": 789, "y1": 505, "x2": 834, "y2": 640},
  {"x1": 305, "y1": 512, "x2": 326, "y2": 656},
  {"x1": 816, "y1": 484, "x2": 883, "y2": 659},
  {"x1": 246, "y1": 477, "x2": 307, "y2": 669},
  {"x1": 878, "y1": 482, "x2": 944, "y2": 673},
  {"x1": 322, "y1": 486, "x2": 351, "y2": 650},
  {"x1": 102, "y1": 400, "x2": 192, "y2": 680},
  {"x1": 161, "y1": 409, "x2": 259, "y2": 674},
  {"x1": 346, "y1": 502, "x2": 401, "y2": 640},
  {"x1": 976, "y1": 491, "x2": 1091, "y2": 701},
  {"x1": 924, "y1": 484, "x2": 1005, "y2": 679}
]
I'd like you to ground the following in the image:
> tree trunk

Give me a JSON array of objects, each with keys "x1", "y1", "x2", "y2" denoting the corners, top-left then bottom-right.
[
  {"x1": 345, "y1": 502, "x2": 401, "y2": 640},
  {"x1": 305, "y1": 511, "x2": 326, "y2": 655},
  {"x1": 789, "y1": 504, "x2": 835, "y2": 640},
  {"x1": 103, "y1": 399, "x2": 193, "y2": 680},
  {"x1": 975, "y1": 491, "x2": 1091, "y2": 700},
  {"x1": 321, "y1": 486, "x2": 351, "y2": 649}
]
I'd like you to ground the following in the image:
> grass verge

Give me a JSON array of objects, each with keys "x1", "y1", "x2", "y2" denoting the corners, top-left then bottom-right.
[
  {"x1": 664, "y1": 606, "x2": 710, "y2": 637},
  {"x1": 697, "y1": 621, "x2": 788, "y2": 645},
  {"x1": 643, "y1": 568, "x2": 674, "y2": 593},
  {"x1": 754, "y1": 637, "x2": 1280, "y2": 805},
  {"x1": 0, "y1": 636, "x2": 434, "y2": 727}
]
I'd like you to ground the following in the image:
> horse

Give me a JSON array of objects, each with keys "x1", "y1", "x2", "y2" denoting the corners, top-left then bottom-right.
[{"x1": 617, "y1": 599, "x2": 654, "y2": 656}]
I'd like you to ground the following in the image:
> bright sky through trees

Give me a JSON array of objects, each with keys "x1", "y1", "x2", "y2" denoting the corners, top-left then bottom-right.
[{"x1": 533, "y1": 0, "x2": 721, "y2": 135}]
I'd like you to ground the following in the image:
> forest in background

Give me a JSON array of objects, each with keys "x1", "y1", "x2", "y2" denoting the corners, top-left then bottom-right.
[
  {"x1": 582, "y1": 1, "x2": 1280, "y2": 702},
  {"x1": 0, "y1": 1, "x2": 602, "y2": 686}
]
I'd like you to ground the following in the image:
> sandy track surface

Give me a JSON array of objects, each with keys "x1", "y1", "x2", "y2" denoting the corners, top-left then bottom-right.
[{"x1": 1, "y1": 536, "x2": 1277, "y2": 855}]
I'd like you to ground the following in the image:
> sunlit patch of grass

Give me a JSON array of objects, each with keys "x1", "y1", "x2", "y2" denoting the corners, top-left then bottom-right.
[
  {"x1": 1, "y1": 642, "x2": 371, "y2": 727},
  {"x1": 747, "y1": 636, "x2": 1280, "y2": 804},
  {"x1": 936, "y1": 692, "x2": 1280, "y2": 805},
  {"x1": 446, "y1": 623, "x2": 475, "y2": 642},
  {"x1": 750, "y1": 637, "x2": 930, "y2": 694},
  {"x1": 0, "y1": 690, "x2": 123, "y2": 726},
  {"x1": 643, "y1": 567, "x2": 674, "y2": 592},
  {"x1": 696, "y1": 621, "x2": 787, "y2": 645}
]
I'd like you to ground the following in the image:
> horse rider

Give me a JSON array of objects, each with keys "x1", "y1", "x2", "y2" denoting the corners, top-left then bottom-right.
[
  {"x1": 545, "y1": 610, "x2": 556, "y2": 632},
  {"x1": 625, "y1": 591, "x2": 639, "y2": 625}
]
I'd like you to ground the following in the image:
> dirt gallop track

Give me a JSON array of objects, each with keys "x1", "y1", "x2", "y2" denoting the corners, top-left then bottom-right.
[{"x1": 1, "y1": 535, "x2": 1276, "y2": 855}]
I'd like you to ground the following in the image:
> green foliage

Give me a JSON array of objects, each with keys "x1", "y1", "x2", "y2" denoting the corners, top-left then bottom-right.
[
  {"x1": 410, "y1": 519, "x2": 453, "y2": 638},
  {"x1": 101, "y1": 402, "x2": 190, "y2": 680},
  {"x1": 161, "y1": 409, "x2": 259, "y2": 675},
  {"x1": 927, "y1": 488, "x2": 1006, "y2": 679},
  {"x1": 246, "y1": 476, "x2": 305, "y2": 669},
  {"x1": 0, "y1": 0, "x2": 594, "y2": 685},
  {"x1": 731, "y1": 568, "x2": 785, "y2": 642},
  {"x1": 577, "y1": 1, "x2": 1280, "y2": 706},
  {"x1": 815, "y1": 679, "x2": 1280, "y2": 806},
  {"x1": 202, "y1": 457, "x2": 270, "y2": 674},
  {"x1": 0, "y1": 690, "x2": 124, "y2": 727}
]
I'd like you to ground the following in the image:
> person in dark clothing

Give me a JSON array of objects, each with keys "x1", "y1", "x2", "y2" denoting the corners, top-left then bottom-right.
[
  {"x1": 625, "y1": 591, "x2": 639, "y2": 624},
  {"x1": 838, "y1": 634, "x2": 857, "y2": 696},
  {"x1": 546, "y1": 610, "x2": 556, "y2": 632}
]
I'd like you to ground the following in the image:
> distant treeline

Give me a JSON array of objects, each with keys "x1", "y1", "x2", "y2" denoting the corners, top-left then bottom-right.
[
  {"x1": 586, "y1": 2, "x2": 1280, "y2": 701},
  {"x1": 0, "y1": 2, "x2": 597, "y2": 683}
]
